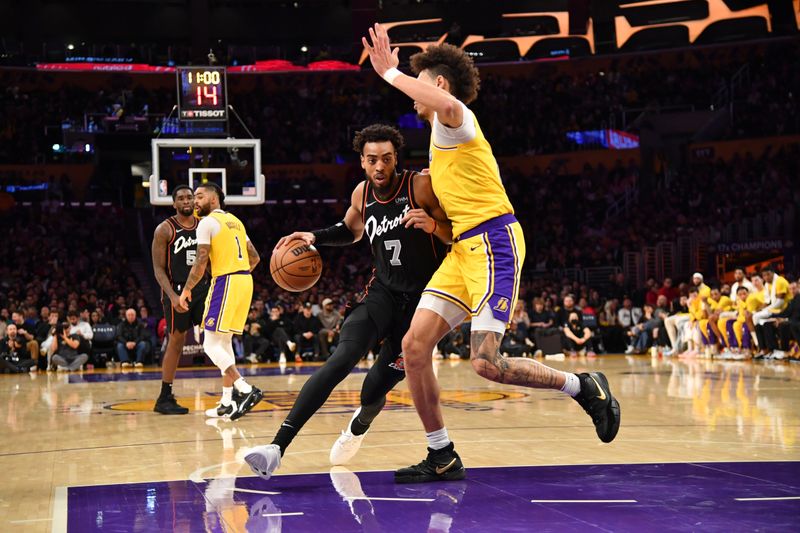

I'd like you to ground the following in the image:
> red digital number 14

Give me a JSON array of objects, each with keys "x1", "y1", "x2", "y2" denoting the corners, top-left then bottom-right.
[{"x1": 196, "y1": 85, "x2": 218, "y2": 106}]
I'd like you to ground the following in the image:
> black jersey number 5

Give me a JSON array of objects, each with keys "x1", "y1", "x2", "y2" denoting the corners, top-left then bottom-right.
[{"x1": 384, "y1": 240, "x2": 402, "y2": 266}]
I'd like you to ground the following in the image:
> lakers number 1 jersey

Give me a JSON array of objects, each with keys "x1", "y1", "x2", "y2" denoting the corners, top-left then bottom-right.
[
  {"x1": 205, "y1": 211, "x2": 250, "y2": 277},
  {"x1": 429, "y1": 101, "x2": 514, "y2": 238}
]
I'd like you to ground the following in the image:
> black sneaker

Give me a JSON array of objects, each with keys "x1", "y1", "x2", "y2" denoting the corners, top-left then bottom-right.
[
  {"x1": 394, "y1": 443, "x2": 466, "y2": 484},
  {"x1": 154, "y1": 395, "x2": 190, "y2": 415},
  {"x1": 230, "y1": 386, "x2": 263, "y2": 421},
  {"x1": 574, "y1": 372, "x2": 621, "y2": 443}
]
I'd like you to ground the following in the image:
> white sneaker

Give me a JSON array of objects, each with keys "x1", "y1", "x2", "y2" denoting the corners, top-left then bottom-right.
[
  {"x1": 279, "y1": 353, "x2": 287, "y2": 364},
  {"x1": 244, "y1": 444, "x2": 282, "y2": 480},
  {"x1": 205, "y1": 401, "x2": 237, "y2": 418},
  {"x1": 772, "y1": 350, "x2": 787, "y2": 360},
  {"x1": 287, "y1": 341, "x2": 296, "y2": 353},
  {"x1": 246, "y1": 353, "x2": 259, "y2": 364},
  {"x1": 330, "y1": 408, "x2": 367, "y2": 465},
  {"x1": 625, "y1": 345, "x2": 635, "y2": 354}
]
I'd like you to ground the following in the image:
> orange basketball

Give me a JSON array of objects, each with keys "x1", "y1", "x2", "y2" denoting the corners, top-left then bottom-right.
[{"x1": 270, "y1": 239, "x2": 323, "y2": 292}]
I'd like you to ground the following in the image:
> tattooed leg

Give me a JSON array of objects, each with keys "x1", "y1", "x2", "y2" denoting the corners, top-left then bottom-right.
[{"x1": 470, "y1": 330, "x2": 566, "y2": 389}]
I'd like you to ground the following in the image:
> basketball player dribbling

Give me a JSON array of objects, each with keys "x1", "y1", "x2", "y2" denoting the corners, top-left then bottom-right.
[
  {"x1": 178, "y1": 183, "x2": 263, "y2": 420},
  {"x1": 152, "y1": 185, "x2": 208, "y2": 414},
  {"x1": 362, "y1": 23, "x2": 621, "y2": 483},
  {"x1": 244, "y1": 124, "x2": 451, "y2": 480}
]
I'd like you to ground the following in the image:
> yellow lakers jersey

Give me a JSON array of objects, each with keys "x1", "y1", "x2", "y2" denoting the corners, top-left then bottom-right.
[
  {"x1": 735, "y1": 299, "x2": 748, "y2": 323},
  {"x1": 772, "y1": 275, "x2": 793, "y2": 312},
  {"x1": 429, "y1": 104, "x2": 514, "y2": 238},
  {"x1": 745, "y1": 291, "x2": 765, "y2": 313},
  {"x1": 709, "y1": 295, "x2": 734, "y2": 312},
  {"x1": 208, "y1": 211, "x2": 250, "y2": 277}
]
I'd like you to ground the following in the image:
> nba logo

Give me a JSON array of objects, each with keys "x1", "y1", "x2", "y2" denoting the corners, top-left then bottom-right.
[{"x1": 493, "y1": 298, "x2": 509, "y2": 313}]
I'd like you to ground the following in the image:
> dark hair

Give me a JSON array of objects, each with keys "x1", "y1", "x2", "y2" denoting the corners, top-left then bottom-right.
[
  {"x1": 67, "y1": 310, "x2": 79, "y2": 317},
  {"x1": 762, "y1": 264, "x2": 776, "y2": 273},
  {"x1": 172, "y1": 184, "x2": 193, "y2": 200},
  {"x1": 352, "y1": 124, "x2": 405, "y2": 154},
  {"x1": 409, "y1": 43, "x2": 481, "y2": 104},
  {"x1": 737, "y1": 286, "x2": 750, "y2": 293},
  {"x1": 197, "y1": 182, "x2": 226, "y2": 208}
]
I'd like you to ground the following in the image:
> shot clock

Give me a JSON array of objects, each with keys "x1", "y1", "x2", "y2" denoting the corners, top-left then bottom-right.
[{"x1": 176, "y1": 66, "x2": 228, "y2": 121}]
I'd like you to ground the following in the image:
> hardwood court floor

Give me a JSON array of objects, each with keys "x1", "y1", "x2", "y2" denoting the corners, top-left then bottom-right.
[{"x1": 1, "y1": 355, "x2": 798, "y2": 532}]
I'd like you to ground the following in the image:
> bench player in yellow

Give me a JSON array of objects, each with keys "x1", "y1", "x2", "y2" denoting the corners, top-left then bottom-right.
[
  {"x1": 717, "y1": 286, "x2": 753, "y2": 359},
  {"x1": 178, "y1": 183, "x2": 263, "y2": 420},
  {"x1": 362, "y1": 23, "x2": 620, "y2": 483},
  {"x1": 700, "y1": 286, "x2": 734, "y2": 356}
]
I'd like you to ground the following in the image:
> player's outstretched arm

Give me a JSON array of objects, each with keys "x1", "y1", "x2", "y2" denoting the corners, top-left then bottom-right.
[
  {"x1": 404, "y1": 172, "x2": 453, "y2": 244},
  {"x1": 363, "y1": 23, "x2": 463, "y2": 128},
  {"x1": 152, "y1": 222, "x2": 180, "y2": 308},
  {"x1": 246, "y1": 239, "x2": 260, "y2": 272},
  {"x1": 275, "y1": 182, "x2": 367, "y2": 253}
]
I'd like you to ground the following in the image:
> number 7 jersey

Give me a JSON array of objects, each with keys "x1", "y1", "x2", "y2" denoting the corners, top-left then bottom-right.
[{"x1": 362, "y1": 170, "x2": 447, "y2": 294}]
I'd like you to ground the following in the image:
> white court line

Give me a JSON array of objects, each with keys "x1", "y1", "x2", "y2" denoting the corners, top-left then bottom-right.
[
  {"x1": 226, "y1": 487, "x2": 282, "y2": 495},
  {"x1": 10, "y1": 518, "x2": 53, "y2": 524},
  {"x1": 261, "y1": 512, "x2": 305, "y2": 517},
  {"x1": 735, "y1": 496, "x2": 800, "y2": 501},
  {"x1": 344, "y1": 496, "x2": 435, "y2": 502},
  {"x1": 531, "y1": 499, "x2": 638, "y2": 503},
  {"x1": 51, "y1": 486, "x2": 68, "y2": 533}
]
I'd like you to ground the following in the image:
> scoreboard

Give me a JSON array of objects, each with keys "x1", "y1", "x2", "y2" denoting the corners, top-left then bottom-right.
[{"x1": 176, "y1": 66, "x2": 228, "y2": 121}]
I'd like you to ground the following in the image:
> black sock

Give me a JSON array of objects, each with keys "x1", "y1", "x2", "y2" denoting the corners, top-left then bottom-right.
[
  {"x1": 350, "y1": 415, "x2": 370, "y2": 436},
  {"x1": 159, "y1": 381, "x2": 173, "y2": 399},
  {"x1": 271, "y1": 422, "x2": 297, "y2": 456}
]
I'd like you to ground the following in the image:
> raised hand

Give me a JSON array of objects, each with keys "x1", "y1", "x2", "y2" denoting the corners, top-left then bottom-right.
[{"x1": 362, "y1": 23, "x2": 400, "y2": 78}]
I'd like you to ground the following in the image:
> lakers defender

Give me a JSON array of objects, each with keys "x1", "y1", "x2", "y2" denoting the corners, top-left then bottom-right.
[
  {"x1": 178, "y1": 183, "x2": 263, "y2": 420},
  {"x1": 363, "y1": 24, "x2": 620, "y2": 483}
]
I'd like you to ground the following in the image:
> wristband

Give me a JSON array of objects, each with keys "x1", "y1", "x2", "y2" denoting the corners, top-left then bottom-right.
[
  {"x1": 383, "y1": 67, "x2": 402, "y2": 85},
  {"x1": 311, "y1": 221, "x2": 356, "y2": 247}
]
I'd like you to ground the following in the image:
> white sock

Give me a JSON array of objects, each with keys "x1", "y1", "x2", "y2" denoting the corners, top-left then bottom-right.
[
  {"x1": 221, "y1": 386, "x2": 233, "y2": 406},
  {"x1": 560, "y1": 372, "x2": 581, "y2": 397},
  {"x1": 426, "y1": 428, "x2": 451, "y2": 450},
  {"x1": 234, "y1": 378, "x2": 252, "y2": 394}
]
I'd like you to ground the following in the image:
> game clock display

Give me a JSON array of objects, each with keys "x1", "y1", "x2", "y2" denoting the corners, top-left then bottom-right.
[{"x1": 177, "y1": 67, "x2": 228, "y2": 121}]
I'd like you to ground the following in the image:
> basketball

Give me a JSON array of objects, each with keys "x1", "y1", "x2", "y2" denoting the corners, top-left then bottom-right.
[{"x1": 270, "y1": 239, "x2": 323, "y2": 292}]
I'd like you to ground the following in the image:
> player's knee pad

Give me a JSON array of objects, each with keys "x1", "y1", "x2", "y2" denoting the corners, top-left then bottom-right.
[{"x1": 203, "y1": 331, "x2": 235, "y2": 373}]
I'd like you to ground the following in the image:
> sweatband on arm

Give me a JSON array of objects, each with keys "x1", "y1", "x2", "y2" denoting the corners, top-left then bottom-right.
[{"x1": 312, "y1": 221, "x2": 356, "y2": 247}]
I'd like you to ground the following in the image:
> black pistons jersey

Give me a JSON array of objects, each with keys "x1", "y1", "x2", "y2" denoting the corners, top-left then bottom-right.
[
  {"x1": 362, "y1": 170, "x2": 447, "y2": 294},
  {"x1": 164, "y1": 216, "x2": 201, "y2": 292}
]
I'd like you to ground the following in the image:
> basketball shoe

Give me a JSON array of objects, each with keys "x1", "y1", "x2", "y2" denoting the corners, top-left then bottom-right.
[
  {"x1": 330, "y1": 408, "x2": 367, "y2": 465},
  {"x1": 230, "y1": 386, "x2": 263, "y2": 421},
  {"x1": 244, "y1": 444, "x2": 282, "y2": 480},
  {"x1": 394, "y1": 442, "x2": 466, "y2": 484},
  {"x1": 154, "y1": 394, "x2": 189, "y2": 415},
  {"x1": 573, "y1": 372, "x2": 621, "y2": 443}
]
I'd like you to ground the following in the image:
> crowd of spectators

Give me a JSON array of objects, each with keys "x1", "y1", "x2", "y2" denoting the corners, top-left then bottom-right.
[{"x1": 0, "y1": 40, "x2": 796, "y2": 164}]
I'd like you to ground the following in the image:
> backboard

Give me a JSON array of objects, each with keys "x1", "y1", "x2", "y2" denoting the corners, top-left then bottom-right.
[{"x1": 149, "y1": 138, "x2": 265, "y2": 205}]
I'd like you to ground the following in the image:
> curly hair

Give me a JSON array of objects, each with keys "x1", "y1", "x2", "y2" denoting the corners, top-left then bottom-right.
[
  {"x1": 410, "y1": 43, "x2": 481, "y2": 104},
  {"x1": 352, "y1": 124, "x2": 405, "y2": 154},
  {"x1": 197, "y1": 182, "x2": 226, "y2": 208}
]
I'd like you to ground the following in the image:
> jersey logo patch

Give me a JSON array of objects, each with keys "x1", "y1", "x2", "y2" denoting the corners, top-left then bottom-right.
[
  {"x1": 493, "y1": 298, "x2": 510, "y2": 313},
  {"x1": 389, "y1": 355, "x2": 405, "y2": 372},
  {"x1": 205, "y1": 317, "x2": 216, "y2": 327},
  {"x1": 394, "y1": 196, "x2": 408, "y2": 205}
]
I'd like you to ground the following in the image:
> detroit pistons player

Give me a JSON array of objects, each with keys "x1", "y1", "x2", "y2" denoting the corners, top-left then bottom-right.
[
  {"x1": 244, "y1": 124, "x2": 451, "y2": 479},
  {"x1": 152, "y1": 185, "x2": 210, "y2": 414}
]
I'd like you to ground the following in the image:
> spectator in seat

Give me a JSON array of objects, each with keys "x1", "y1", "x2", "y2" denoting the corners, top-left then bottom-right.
[
  {"x1": 529, "y1": 298, "x2": 556, "y2": 357},
  {"x1": 317, "y1": 298, "x2": 342, "y2": 359},
  {"x1": 265, "y1": 306, "x2": 295, "y2": 363},
  {"x1": 562, "y1": 311, "x2": 597, "y2": 357},
  {"x1": 645, "y1": 279, "x2": 660, "y2": 308},
  {"x1": 10, "y1": 311, "x2": 39, "y2": 365},
  {"x1": 617, "y1": 297, "x2": 643, "y2": 334},
  {"x1": 511, "y1": 300, "x2": 531, "y2": 341},
  {"x1": 657, "y1": 278, "x2": 679, "y2": 311},
  {"x1": 243, "y1": 307, "x2": 270, "y2": 363},
  {"x1": 556, "y1": 294, "x2": 580, "y2": 329},
  {"x1": 116, "y1": 308, "x2": 148, "y2": 368},
  {"x1": 139, "y1": 305, "x2": 159, "y2": 360},
  {"x1": 33, "y1": 306, "x2": 53, "y2": 369},
  {"x1": 501, "y1": 320, "x2": 531, "y2": 357},
  {"x1": 293, "y1": 302, "x2": 322, "y2": 361},
  {"x1": 1, "y1": 324, "x2": 35, "y2": 373},
  {"x1": 52, "y1": 320, "x2": 89, "y2": 372}
]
